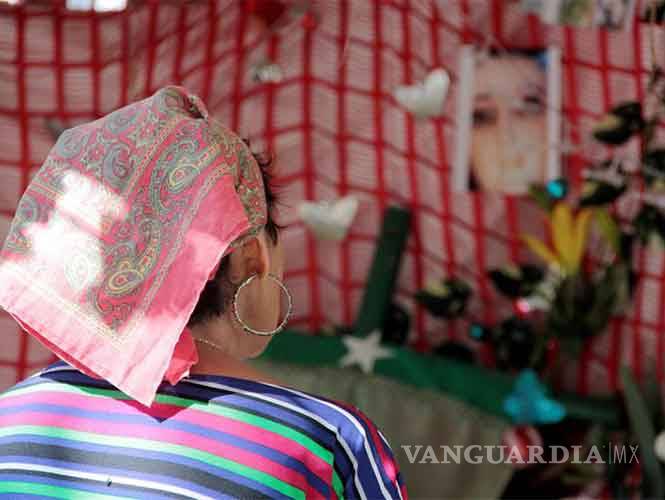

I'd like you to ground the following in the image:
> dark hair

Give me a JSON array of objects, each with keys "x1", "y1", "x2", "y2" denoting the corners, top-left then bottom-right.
[{"x1": 187, "y1": 144, "x2": 281, "y2": 326}]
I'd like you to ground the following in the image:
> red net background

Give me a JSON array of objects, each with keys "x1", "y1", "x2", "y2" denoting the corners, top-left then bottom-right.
[{"x1": 0, "y1": 0, "x2": 663, "y2": 396}]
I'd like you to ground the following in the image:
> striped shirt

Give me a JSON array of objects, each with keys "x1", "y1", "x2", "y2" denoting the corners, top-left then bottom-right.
[{"x1": 0, "y1": 362, "x2": 407, "y2": 499}]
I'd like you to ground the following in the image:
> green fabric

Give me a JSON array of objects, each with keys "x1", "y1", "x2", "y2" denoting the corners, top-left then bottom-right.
[
  {"x1": 0, "y1": 482, "x2": 129, "y2": 500},
  {"x1": 263, "y1": 330, "x2": 621, "y2": 426},
  {"x1": 252, "y1": 360, "x2": 515, "y2": 500},
  {"x1": 353, "y1": 206, "x2": 411, "y2": 335}
]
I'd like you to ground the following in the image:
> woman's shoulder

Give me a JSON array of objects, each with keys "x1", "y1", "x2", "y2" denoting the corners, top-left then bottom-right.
[
  {"x1": 12, "y1": 361, "x2": 382, "y2": 442},
  {"x1": 189, "y1": 374, "x2": 406, "y2": 498},
  {"x1": 186, "y1": 371, "x2": 375, "y2": 429}
]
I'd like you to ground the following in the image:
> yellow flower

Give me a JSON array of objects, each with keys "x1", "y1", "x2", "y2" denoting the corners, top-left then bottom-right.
[{"x1": 522, "y1": 202, "x2": 593, "y2": 275}]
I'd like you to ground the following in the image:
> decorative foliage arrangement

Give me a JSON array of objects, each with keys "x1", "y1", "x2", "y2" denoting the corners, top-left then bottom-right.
[
  {"x1": 412, "y1": 53, "x2": 665, "y2": 498},
  {"x1": 417, "y1": 62, "x2": 665, "y2": 377}
]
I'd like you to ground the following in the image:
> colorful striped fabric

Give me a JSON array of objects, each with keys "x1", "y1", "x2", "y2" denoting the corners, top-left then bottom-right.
[{"x1": 0, "y1": 362, "x2": 407, "y2": 499}]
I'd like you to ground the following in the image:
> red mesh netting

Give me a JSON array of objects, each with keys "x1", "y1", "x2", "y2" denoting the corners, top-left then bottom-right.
[{"x1": 0, "y1": 0, "x2": 664, "y2": 395}]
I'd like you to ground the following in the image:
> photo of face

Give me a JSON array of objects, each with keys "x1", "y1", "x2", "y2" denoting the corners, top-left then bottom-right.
[
  {"x1": 469, "y1": 52, "x2": 549, "y2": 195},
  {"x1": 594, "y1": 0, "x2": 634, "y2": 29}
]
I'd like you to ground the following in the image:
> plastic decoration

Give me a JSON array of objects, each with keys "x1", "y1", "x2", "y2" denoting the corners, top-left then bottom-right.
[
  {"x1": 503, "y1": 369, "x2": 566, "y2": 425},
  {"x1": 338, "y1": 330, "x2": 394, "y2": 374},
  {"x1": 545, "y1": 178, "x2": 568, "y2": 199},
  {"x1": 522, "y1": 202, "x2": 592, "y2": 275},
  {"x1": 393, "y1": 68, "x2": 450, "y2": 119},
  {"x1": 298, "y1": 195, "x2": 359, "y2": 241},
  {"x1": 469, "y1": 323, "x2": 489, "y2": 341}
]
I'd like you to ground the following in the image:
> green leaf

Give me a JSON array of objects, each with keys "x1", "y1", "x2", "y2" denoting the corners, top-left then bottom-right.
[
  {"x1": 620, "y1": 366, "x2": 665, "y2": 499},
  {"x1": 528, "y1": 184, "x2": 554, "y2": 212},
  {"x1": 593, "y1": 102, "x2": 645, "y2": 146},
  {"x1": 595, "y1": 208, "x2": 621, "y2": 253}
]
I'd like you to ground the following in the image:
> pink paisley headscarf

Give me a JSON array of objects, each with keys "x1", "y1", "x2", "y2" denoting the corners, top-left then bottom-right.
[{"x1": 0, "y1": 86, "x2": 267, "y2": 406}]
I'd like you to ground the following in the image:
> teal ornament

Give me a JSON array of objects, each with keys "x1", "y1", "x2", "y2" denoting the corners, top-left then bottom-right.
[
  {"x1": 469, "y1": 323, "x2": 488, "y2": 341},
  {"x1": 545, "y1": 178, "x2": 568, "y2": 199},
  {"x1": 503, "y1": 369, "x2": 566, "y2": 425}
]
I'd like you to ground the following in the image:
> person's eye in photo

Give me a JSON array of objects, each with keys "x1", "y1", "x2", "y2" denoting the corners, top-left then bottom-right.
[
  {"x1": 514, "y1": 83, "x2": 546, "y2": 116},
  {"x1": 472, "y1": 106, "x2": 498, "y2": 126},
  {"x1": 473, "y1": 93, "x2": 498, "y2": 126}
]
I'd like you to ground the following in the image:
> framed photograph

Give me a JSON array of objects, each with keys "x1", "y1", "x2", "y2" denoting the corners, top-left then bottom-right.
[
  {"x1": 523, "y1": 0, "x2": 637, "y2": 30},
  {"x1": 453, "y1": 45, "x2": 562, "y2": 195}
]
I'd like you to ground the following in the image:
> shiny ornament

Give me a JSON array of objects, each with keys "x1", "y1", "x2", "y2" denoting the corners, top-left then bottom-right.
[
  {"x1": 545, "y1": 178, "x2": 568, "y2": 199},
  {"x1": 469, "y1": 323, "x2": 490, "y2": 341},
  {"x1": 504, "y1": 370, "x2": 566, "y2": 425},
  {"x1": 501, "y1": 425, "x2": 543, "y2": 469},
  {"x1": 415, "y1": 278, "x2": 472, "y2": 319},
  {"x1": 393, "y1": 68, "x2": 450, "y2": 119},
  {"x1": 514, "y1": 298, "x2": 532, "y2": 316}
]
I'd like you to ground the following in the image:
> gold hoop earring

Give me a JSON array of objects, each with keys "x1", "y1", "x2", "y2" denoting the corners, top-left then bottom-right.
[{"x1": 233, "y1": 273, "x2": 292, "y2": 337}]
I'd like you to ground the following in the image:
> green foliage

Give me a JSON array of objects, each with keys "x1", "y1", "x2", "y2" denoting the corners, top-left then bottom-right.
[{"x1": 620, "y1": 367, "x2": 665, "y2": 499}]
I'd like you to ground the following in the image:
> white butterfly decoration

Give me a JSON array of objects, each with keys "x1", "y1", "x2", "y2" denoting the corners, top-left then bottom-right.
[
  {"x1": 393, "y1": 68, "x2": 450, "y2": 119},
  {"x1": 298, "y1": 195, "x2": 359, "y2": 241}
]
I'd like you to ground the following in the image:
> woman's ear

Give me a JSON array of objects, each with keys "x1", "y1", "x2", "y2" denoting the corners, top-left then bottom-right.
[{"x1": 228, "y1": 232, "x2": 271, "y2": 283}]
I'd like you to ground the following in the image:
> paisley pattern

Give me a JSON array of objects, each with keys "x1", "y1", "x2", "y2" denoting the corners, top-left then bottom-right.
[
  {"x1": 3, "y1": 194, "x2": 39, "y2": 254},
  {"x1": 0, "y1": 86, "x2": 267, "y2": 341}
]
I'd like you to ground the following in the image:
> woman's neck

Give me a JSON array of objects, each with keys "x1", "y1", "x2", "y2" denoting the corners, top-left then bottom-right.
[{"x1": 188, "y1": 322, "x2": 279, "y2": 384}]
